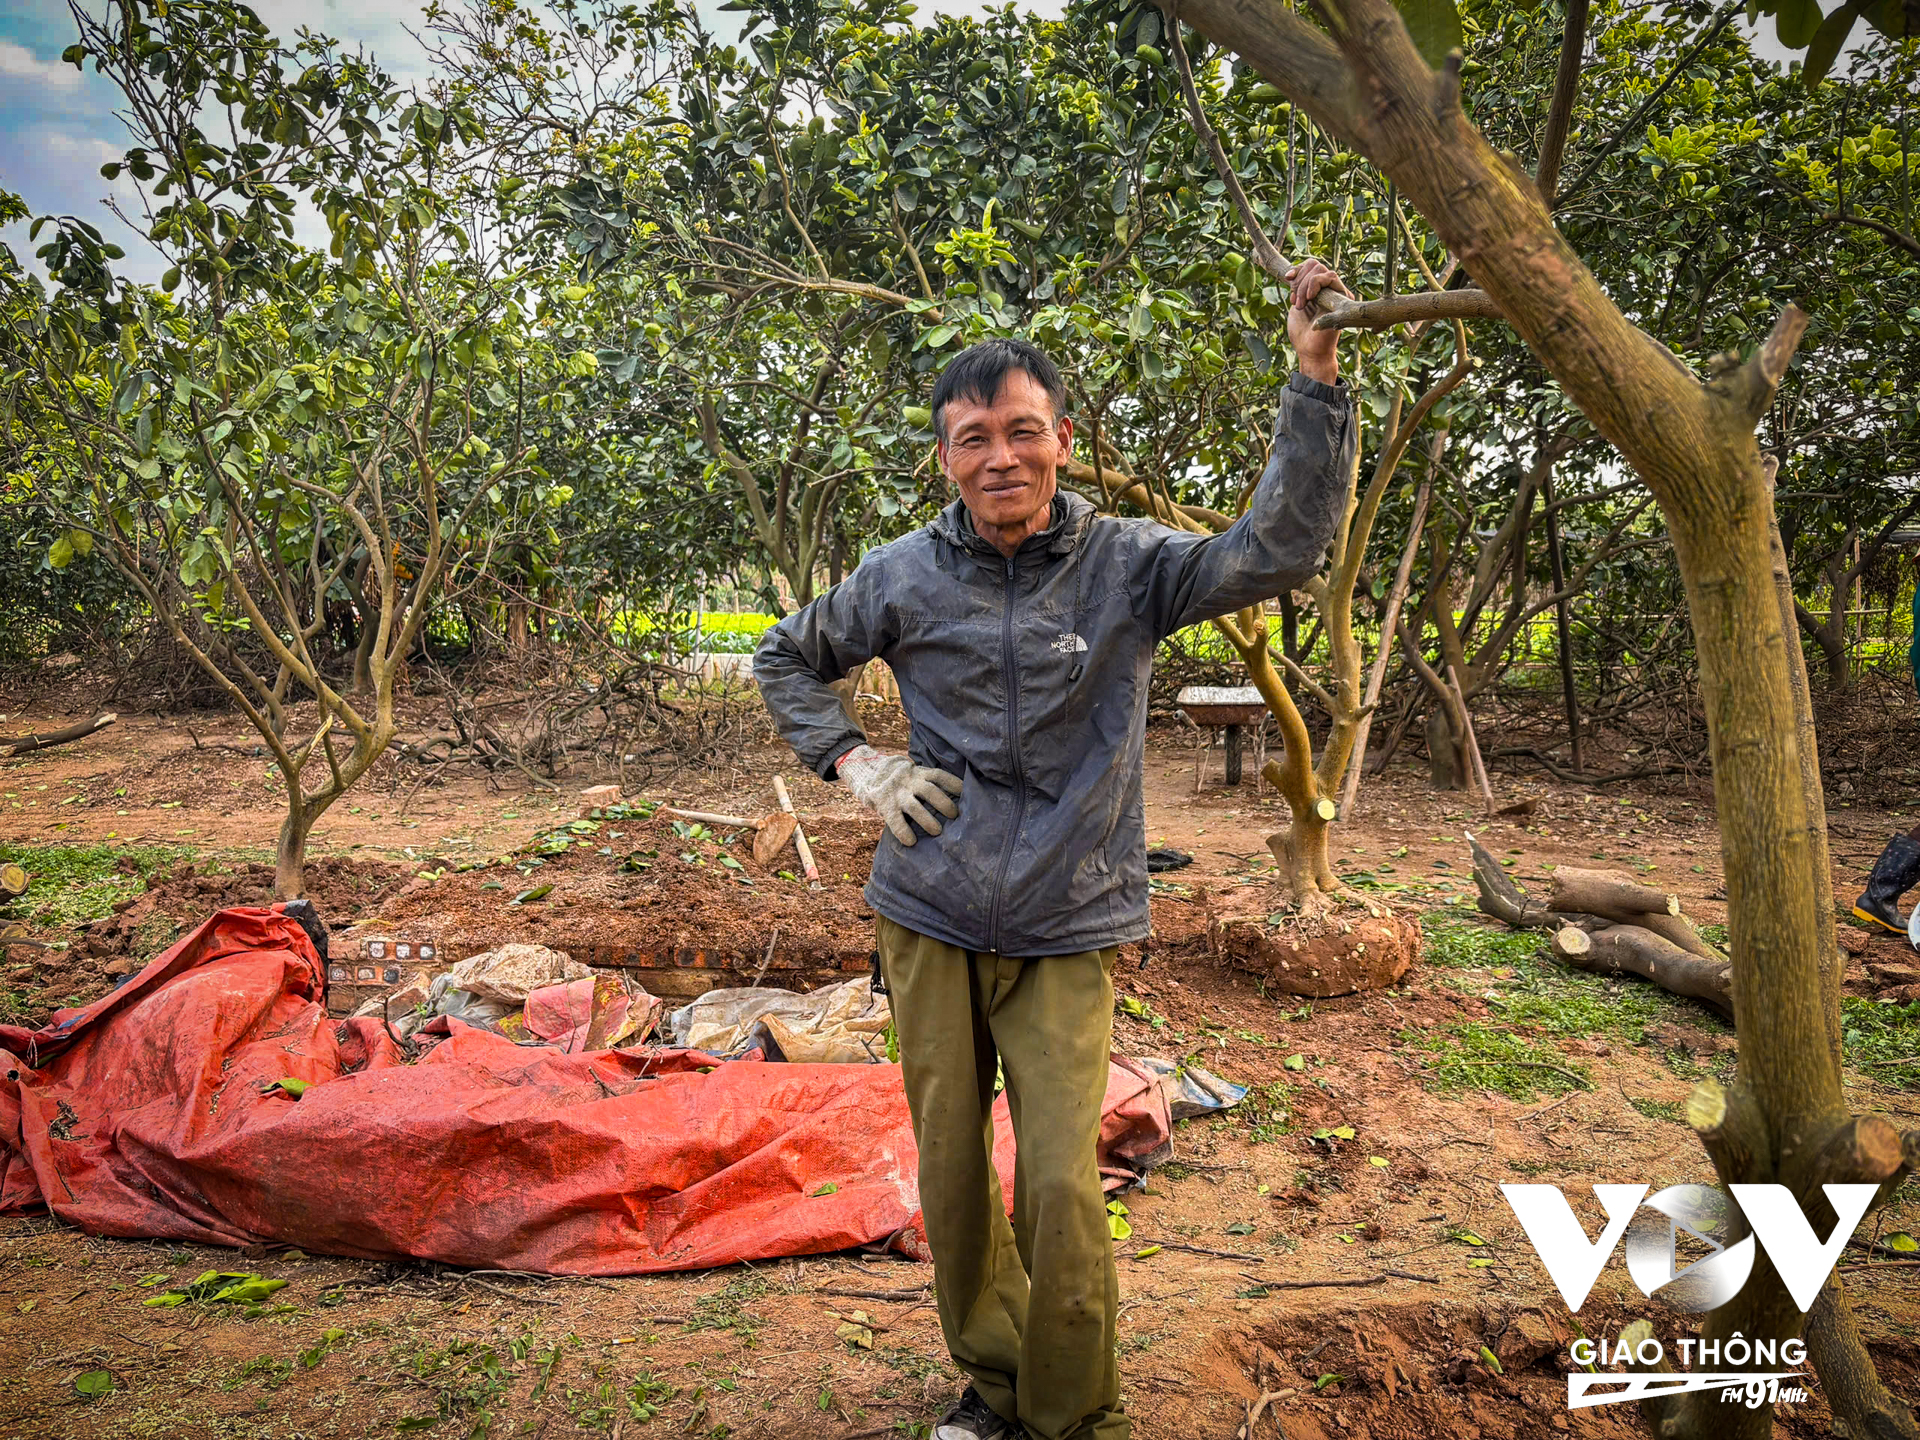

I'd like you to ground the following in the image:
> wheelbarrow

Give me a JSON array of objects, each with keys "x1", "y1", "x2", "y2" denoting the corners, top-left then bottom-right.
[{"x1": 1175, "y1": 686, "x2": 1269, "y2": 790}]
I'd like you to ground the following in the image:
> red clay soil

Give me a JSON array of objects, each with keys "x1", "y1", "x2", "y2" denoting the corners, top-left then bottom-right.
[
  {"x1": 4, "y1": 706, "x2": 1920, "y2": 1437},
  {"x1": 45, "y1": 856, "x2": 413, "y2": 1002},
  {"x1": 368, "y1": 812, "x2": 889, "y2": 989}
]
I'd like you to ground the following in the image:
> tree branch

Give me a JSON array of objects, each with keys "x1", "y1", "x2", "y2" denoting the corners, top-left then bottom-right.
[
  {"x1": 1310, "y1": 286, "x2": 1502, "y2": 331},
  {"x1": 1535, "y1": 0, "x2": 1589, "y2": 207}
]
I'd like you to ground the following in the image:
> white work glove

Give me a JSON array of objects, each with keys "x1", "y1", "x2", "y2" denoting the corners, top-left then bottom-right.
[{"x1": 835, "y1": 743, "x2": 962, "y2": 846}]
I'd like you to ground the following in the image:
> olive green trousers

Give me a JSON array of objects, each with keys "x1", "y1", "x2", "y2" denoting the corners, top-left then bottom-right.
[{"x1": 875, "y1": 915, "x2": 1129, "y2": 1440}]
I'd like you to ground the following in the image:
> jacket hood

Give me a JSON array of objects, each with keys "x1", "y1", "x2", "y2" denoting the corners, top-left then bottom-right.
[{"x1": 928, "y1": 487, "x2": 1095, "y2": 561}]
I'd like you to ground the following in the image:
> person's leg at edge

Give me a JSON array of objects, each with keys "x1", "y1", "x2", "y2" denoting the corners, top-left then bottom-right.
[
  {"x1": 875, "y1": 916, "x2": 1030, "y2": 1422},
  {"x1": 991, "y1": 947, "x2": 1128, "y2": 1440},
  {"x1": 1852, "y1": 821, "x2": 1920, "y2": 934}
]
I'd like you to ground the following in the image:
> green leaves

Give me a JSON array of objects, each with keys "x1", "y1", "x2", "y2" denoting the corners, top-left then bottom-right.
[
  {"x1": 1393, "y1": 0, "x2": 1465, "y2": 68},
  {"x1": 143, "y1": 1270, "x2": 289, "y2": 1308},
  {"x1": 74, "y1": 1369, "x2": 115, "y2": 1400},
  {"x1": 1803, "y1": 0, "x2": 1868, "y2": 84},
  {"x1": 1774, "y1": 0, "x2": 1827, "y2": 48}
]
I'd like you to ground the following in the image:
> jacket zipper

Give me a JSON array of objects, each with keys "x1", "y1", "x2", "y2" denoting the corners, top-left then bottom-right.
[{"x1": 986, "y1": 553, "x2": 1026, "y2": 955}]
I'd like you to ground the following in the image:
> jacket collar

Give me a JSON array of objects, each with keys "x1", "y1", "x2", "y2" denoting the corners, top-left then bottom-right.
[{"x1": 929, "y1": 487, "x2": 1094, "y2": 561}]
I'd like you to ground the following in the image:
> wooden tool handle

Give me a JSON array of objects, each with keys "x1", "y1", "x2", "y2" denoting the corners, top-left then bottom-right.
[{"x1": 772, "y1": 777, "x2": 822, "y2": 889}]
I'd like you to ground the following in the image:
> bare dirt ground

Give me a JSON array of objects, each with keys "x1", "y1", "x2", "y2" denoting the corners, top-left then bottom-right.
[{"x1": 0, "y1": 698, "x2": 1916, "y2": 1440}]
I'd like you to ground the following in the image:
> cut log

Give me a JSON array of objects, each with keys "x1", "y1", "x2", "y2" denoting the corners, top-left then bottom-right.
[
  {"x1": 1546, "y1": 866, "x2": 1723, "y2": 962},
  {"x1": 3, "y1": 713, "x2": 117, "y2": 756},
  {"x1": 1554, "y1": 923, "x2": 1732, "y2": 1020},
  {"x1": 1546, "y1": 866, "x2": 1679, "y2": 918},
  {"x1": 661, "y1": 807, "x2": 758, "y2": 829},
  {"x1": 0, "y1": 863, "x2": 25, "y2": 900},
  {"x1": 1466, "y1": 832, "x2": 1560, "y2": 928}
]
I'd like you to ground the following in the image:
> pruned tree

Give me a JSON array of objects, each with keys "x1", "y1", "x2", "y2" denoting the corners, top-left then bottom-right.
[
  {"x1": 1165, "y1": 0, "x2": 1919, "y2": 1434},
  {"x1": 4, "y1": 0, "x2": 568, "y2": 897}
]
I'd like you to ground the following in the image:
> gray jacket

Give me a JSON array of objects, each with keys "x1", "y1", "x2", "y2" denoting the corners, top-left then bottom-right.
[{"x1": 754, "y1": 371, "x2": 1355, "y2": 956}]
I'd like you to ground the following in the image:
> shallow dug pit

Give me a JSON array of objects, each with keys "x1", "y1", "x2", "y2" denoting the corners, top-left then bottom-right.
[{"x1": 1208, "y1": 908, "x2": 1421, "y2": 997}]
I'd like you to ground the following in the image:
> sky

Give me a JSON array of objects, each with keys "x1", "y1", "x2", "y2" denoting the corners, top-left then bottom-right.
[{"x1": 0, "y1": 1, "x2": 1817, "y2": 289}]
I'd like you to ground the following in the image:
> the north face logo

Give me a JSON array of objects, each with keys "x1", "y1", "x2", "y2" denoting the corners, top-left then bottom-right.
[{"x1": 1051, "y1": 632, "x2": 1088, "y2": 654}]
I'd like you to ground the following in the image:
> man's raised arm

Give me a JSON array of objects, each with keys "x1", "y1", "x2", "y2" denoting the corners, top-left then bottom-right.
[{"x1": 1130, "y1": 259, "x2": 1358, "y2": 639}]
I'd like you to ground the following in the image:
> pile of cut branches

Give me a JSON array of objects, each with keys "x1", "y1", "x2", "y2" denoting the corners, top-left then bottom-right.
[{"x1": 1468, "y1": 834, "x2": 1729, "y2": 1019}]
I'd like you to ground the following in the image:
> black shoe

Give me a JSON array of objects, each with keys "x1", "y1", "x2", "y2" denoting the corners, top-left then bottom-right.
[
  {"x1": 934, "y1": 1387, "x2": 1016, "y2": 1440},
  {"x1": 1852, "y1": 833, "x2": 1920, "y2": 934}
]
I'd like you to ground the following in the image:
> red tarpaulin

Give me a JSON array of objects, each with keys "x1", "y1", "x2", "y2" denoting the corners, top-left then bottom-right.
[{"x1": 0, "y1": 905, "x2": 1170, "y2": 1274}]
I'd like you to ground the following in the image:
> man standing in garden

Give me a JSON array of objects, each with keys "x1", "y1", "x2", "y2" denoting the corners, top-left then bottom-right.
[{"x1": 754, "y1": 259, "x2": 1355, "y2": 1440}]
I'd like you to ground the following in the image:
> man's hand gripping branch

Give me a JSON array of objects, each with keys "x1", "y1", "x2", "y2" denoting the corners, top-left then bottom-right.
[{"x1": 835, "y1": 744, "x2": 964, "y2": 847}]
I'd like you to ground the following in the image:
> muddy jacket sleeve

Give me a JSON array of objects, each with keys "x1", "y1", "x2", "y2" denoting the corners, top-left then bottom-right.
[
  {"x1": 1129, "y1": 372, "x2": 1355, "y2": 641},
  {"x1": 754, "y1": 562, "x2": 891, "y2": 781}
]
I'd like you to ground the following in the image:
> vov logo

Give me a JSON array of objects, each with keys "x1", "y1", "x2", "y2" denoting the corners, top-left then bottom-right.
[
  {"x1": 1500, "y1": 1182, "x2": 1878, "y2": 1412},
  {"x1": 1500, "y1": 1182, "x2": 1878, "y2": 1313}
]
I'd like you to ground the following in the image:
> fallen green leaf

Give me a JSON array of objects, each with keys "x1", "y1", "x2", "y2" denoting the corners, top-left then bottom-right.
[
  {"x1": 267, "y1": 1077, "x2": 309, "y2": 1099},
  {"x1": 511, "y1": 884, "x2": 553, "y2": 905},
  {"x1": 811, "y1": 1182, "x2": 839, "y2": 1197},
  {"x1": 1133, "y1": 1244, "x2": 1161, "y2": 1259},
  {"x1": 1283, "y1": 1053, "x2": 1306, "y2": 1071},
  {"x1": 1480, "y1": 1345, "x2": 1504, "y2": 1374},
  {"x1": 74, "y1": 1369, "x2": 113, "y2": 1399}
]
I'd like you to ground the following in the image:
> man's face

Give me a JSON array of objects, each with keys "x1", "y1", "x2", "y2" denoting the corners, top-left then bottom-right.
[{"x1": 937, "y1": 370, "x2": 1072, "y2": 536}]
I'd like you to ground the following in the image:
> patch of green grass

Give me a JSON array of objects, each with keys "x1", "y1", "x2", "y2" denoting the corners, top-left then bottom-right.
[
  {"x1": 1240, "y1": 1080, "x2": 1294, "y2": 1143},
  {"x1": 1490, "y1": 960, "x2": 1689, "y2": 1043},
  {"x1": 1420, "y1": 914, "x2": 1543, "y2": 970},
  {"x1": 877, "y1": 1346, "x2": 953, "y2": 1382},
  {"x1": 389, "y1": 1338, "x2": 512, "y2": 1435},
  {"x1": 1842, "y1": 998, "x2": 1920, "y2": 1090},
  {"x1": 1627, "y1": 1096, "x2": 1685, "y2": 1124},
  {"x1": 1411, "y1": 1022, "x2": 1591, "y2": 1102},
  {"x1": 686, "y1": 1272, "x2": 772, "y2": 1342},
  {"x1": 221, "y1": 1354, "x2": 293, "y2": 1392},
  {"x1": 0, "y1": 843, "x2": 196, "y2": 930}
]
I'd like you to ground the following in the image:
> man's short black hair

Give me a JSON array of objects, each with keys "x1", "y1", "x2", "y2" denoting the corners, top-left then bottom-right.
[{"x1": 930, "y1": 338, "x2": 1067, "y2": 443}]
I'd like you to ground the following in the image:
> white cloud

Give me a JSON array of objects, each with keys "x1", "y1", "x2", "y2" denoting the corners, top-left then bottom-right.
[
  {"x1": 35, "y1": 129, "x2": 124, "y2": 171},
  {"x1": 0, "y1": 39, "x2": 80, "y2": 90}
]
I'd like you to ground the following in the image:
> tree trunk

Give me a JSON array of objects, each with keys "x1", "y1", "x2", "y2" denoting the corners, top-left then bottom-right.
[
  {"x1": 1552, "y1": 924, "x2": 1733, "y2": 1019},
  {"x1": 1818, "y1": 609, "x2": 1849, "y2": 690},
  {"x1": 275, "y1": 796, "x2": 311, "y2": 900},
  {"x1": 1542, "y1": 471, "x2": 1584, "y2": 772},
  {"x1": 1166, "y1": 3, "x2": 1917, "y2": 1426}
]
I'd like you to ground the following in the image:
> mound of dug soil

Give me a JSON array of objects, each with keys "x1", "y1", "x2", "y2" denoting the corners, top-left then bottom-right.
[
  {"x1": 72, "y1": 856, "x2": 412, "y2": 972},
  {"x1": 359, "y1": 812, "x2": 889, "y2": 998},
  {"x1": 1208, "y1": 909, "x2": 1423, "y2": 997}
]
